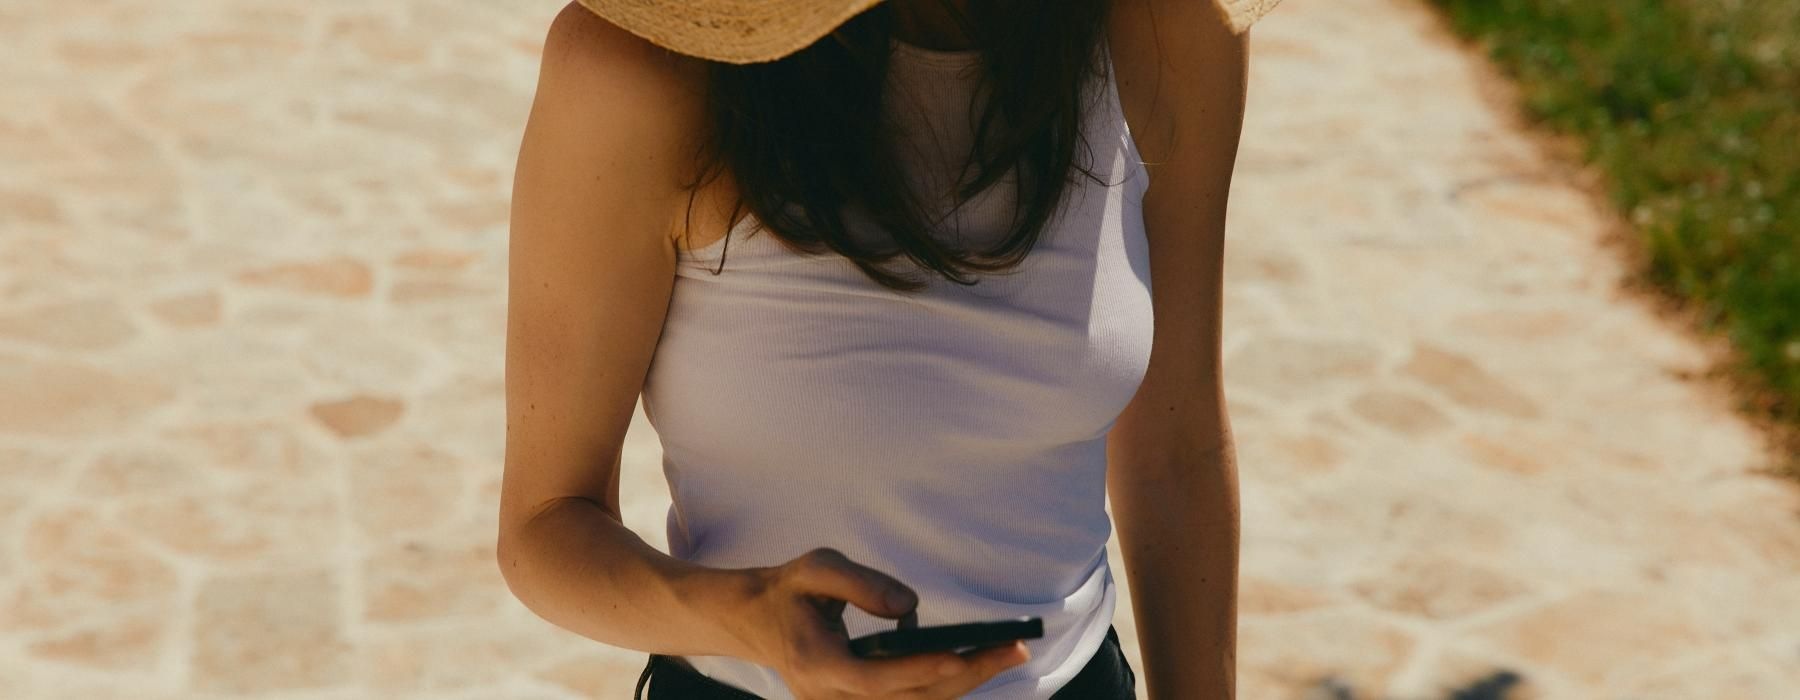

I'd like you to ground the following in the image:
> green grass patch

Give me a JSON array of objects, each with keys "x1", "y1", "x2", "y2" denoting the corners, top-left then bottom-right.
[{"x1": 1430, "y1": 0, "x2": 1800, "y2": 464}]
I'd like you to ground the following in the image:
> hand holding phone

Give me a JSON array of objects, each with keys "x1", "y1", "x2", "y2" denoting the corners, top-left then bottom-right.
[
  {"x1": 848, "y1": 615, "x2": 1044, "y2": 659},
  {"x1": 731, "y1": 548, "x2": 1031, "y2": 698}
]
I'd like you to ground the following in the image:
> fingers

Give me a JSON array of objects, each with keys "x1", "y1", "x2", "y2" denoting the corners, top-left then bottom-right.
[
  {"x1": 815, "y1": 640, "x2": 1030, "y2": 699},
  {"x1": 908, "y1": 641, "x2": 1032, "y2": 699},
  {"x1": 785, "y1": 548, "x2": 917, "y2": 619},
  {"x1": 790, "y1": 623, "x2": 966, "y2": 696},
  {"x1": 766, "y1": 548, "x2": 1036, "y2": 698}
]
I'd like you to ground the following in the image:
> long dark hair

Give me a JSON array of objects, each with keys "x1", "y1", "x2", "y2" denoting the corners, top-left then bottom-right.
[{"x1": 677, "y1": 0, "x2": 1116, "y2": 293}]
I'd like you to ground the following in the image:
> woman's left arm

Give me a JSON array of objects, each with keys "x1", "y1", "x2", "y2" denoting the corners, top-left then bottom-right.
[{"x1": 1104, "y1": 1, "x2": 1250, "y2": 698}]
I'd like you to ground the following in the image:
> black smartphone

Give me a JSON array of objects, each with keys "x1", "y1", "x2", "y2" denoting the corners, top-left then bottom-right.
[{"x1": 847, "y1": 616, "x2": 1043, "y2": 659}]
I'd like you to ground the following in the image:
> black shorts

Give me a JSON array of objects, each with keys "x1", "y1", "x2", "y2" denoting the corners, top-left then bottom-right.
[{"x1": 634, "y1": 624, "x2": 1136, "y2": 699}]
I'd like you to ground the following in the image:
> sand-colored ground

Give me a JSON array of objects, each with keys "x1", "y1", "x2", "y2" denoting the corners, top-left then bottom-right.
[{"x1": 2, "y1": 0, "x2": 1795, "y2": 697}]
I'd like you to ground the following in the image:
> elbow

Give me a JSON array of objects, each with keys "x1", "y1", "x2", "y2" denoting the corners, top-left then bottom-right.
[
  {"x1": 495, "y1": 512, "x2": 553, "y2": 614},
  {"x1": 492, "y1": 495, "x2": 608, "y2": 609},
  {"x1": 495, "y1": 530, "x2": 532, "y2": 608}
]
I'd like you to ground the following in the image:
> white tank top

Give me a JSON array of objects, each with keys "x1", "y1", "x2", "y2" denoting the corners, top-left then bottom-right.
[{"x1": 641, "y1": 34, "x2": 1151, "y2": 699}]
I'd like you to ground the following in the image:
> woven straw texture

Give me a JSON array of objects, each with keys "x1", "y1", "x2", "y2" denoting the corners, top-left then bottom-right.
[
  {"x1": 573, "y1": 0, "x2": 886, "y2": 64},
  {"x1": 574, "y1": 0, "x2": 1281, "y2": 64},
  {"x1": 1213, "y1": 0, "x2": 1283, "y2": 33}
]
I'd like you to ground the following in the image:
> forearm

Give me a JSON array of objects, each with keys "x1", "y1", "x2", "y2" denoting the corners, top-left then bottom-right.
[
  {"x1": 497, "y1": 497, "x2": 762, "y2": 659},
  {"x1": 1110, "y1": 437, "x2": 1241, "y2": 699}
]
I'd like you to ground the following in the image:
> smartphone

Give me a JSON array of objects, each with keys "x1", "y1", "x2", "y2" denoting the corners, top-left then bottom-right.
[{"x1": 847, "y1": 616, "x2": 1043, "y2": 659}]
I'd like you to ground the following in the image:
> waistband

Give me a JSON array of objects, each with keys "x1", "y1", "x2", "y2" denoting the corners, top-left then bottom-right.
[{"x1": 634, "y1": 624, "x2": 1135, "y2": 699}]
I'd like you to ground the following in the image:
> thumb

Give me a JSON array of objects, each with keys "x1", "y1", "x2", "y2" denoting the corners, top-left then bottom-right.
[{"x1": 790, "y1": 548, "x2": 917, "y2": 618}]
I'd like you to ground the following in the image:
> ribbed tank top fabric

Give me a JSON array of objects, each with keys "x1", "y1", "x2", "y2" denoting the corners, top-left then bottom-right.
[{"x1": 639, "y1": 34, "x2": 1152, "y2": 700}]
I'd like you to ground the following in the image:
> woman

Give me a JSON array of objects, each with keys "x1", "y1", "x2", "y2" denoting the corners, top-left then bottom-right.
[{"x1": 495, "y1": 0, "x2": 1261, "y2": 697}]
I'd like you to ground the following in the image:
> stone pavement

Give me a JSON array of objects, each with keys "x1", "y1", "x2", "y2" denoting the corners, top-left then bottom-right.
[{"x1": 2, "y1": 0, "x2": 1795, "y2": 698}]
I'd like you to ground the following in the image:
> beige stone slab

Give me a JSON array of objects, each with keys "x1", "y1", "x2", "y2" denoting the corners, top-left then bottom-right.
[{"x1": 0, "y1": 0, "x2": 1793, "y2": 697}]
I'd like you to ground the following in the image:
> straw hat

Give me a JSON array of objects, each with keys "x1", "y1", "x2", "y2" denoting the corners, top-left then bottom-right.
[{"x1": 572, "y1": 0, "x2": 1281, "y2": 65}]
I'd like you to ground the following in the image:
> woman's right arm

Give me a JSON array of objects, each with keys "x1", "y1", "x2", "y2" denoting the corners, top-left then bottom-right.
[
  {"x1": 495, "y1": 1, "x2": 771, "y2": 662},
  {"x1": 496, "y1": 6, "x2": 1029, "y2": 696}
]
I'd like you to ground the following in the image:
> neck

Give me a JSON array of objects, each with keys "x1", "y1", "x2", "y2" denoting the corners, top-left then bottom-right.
[{"x1": 889, "y1": 0, "x2": 978, "y2": 51}]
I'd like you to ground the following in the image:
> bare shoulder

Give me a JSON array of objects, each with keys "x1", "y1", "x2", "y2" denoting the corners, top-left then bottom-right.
[
  {"x1": 540, "y1": 1, "x2": 708, "y2": 104},
  {"x1": 497, "y1": 3, "x2": 716, "y2": 535},
  {"x1": 1105, "y1": 0, "x2": 1249, "y2": 167},
  {"x1": 530, "y1": 2, "x2": 712, "y2": 242}
]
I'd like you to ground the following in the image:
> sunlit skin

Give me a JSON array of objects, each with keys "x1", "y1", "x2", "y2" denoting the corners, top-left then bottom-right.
[{"x1": 498, "y1": 1, "x2": 1246, "y2": 697}]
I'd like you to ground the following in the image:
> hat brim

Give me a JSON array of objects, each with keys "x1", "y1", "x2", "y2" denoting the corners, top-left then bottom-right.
[
  {"x1": 574, "y1": 0, "x2": 890, "y2": 65},
  {"x1": 1214, "y1": 0, "x2": 1283, "y2": 34},
  {"x1": 574, "y1": 0, "x2": 1280, "y2": 65}
]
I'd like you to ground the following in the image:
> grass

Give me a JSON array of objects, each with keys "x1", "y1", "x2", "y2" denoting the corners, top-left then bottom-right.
[{"x1": 1427, "y1": 0, "x2": 1800, "y2": 471}]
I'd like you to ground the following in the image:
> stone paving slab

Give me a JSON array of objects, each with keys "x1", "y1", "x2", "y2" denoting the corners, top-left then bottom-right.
[{"x1": 1, "y1": 0, "x2": 1795, "y2": 698}]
